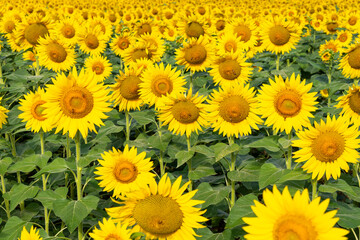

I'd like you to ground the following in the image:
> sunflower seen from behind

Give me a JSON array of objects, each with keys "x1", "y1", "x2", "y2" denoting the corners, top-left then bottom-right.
[
  {"x1": 95, "y1": 145, "x2": 155, "y2": 197},
  {"x1": 43, "y1": 68, "x2": 112, "y2": 139},
  {"x1": 206, "y1": 84, "x2": 262, "y2": 138},
  {"x1": 106, "y1": 174, "x2": 207, "y2": 240},
  {"x1": 84, "y1": 54, "x2": 112, "y2": 82},
  {"x1": 139, "y1": 62, "x2": 186, "y2": 108},
  {"x1": 243, "y1": 185, "x2": 348, "y2": 240},
  {"x1": 292, "y1": 115, "x2": 360, "y2": 180},
  {"x1": 256, "y1": 73, "x2": 317, "y2": 134}
]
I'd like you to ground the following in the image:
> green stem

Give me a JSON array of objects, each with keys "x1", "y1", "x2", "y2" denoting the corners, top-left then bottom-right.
[
  {"x1": 286, "y1": 132, "x2": 292, "y2": 169},
  {"x1": 186, "y1": 136, "x2": 192, "y2": 191},
  {"x1": 74, "y1": 132, "x2": 83, "y2": 240},
  {"x1": 189, "y1": 70, "x2": 193, "y2": 90},
  {"x1": 0, "y1": 62, "x2": 3, "y2": 85},
  {"x1": 354, "y1": 163, "x2": 360, "y2": 188},
  {"x1": 66, "y1": 133, "x2": 71, "y2": 158},
  {"x1": 10, "y1": 134, "x2": 24, "y2": 211},
  {"x1": 327, "y1": 61, "x2": 333, "y2": 109},
  {"x1": 40, "y1": 132, "x2": 49, "y2": 234},
  {"x1": 35, "y1": 55, "x2": 41, "y2": 76},
  {"x1": 1, "y1": 174, "x2": 10, "y2": 219},
  {"x1": 311, "y1": 179, "x2": 318, "y2": 200},
  {"x1": 351, "y1": 228, "x2": 359, "y2": 240},
  {"x1": 276, "y1": 54, "x2": 280, "y2": 71},
  {"x1": 158, "y1": 121, "x2": 165, "y2": 177},
  {"x1": 125, "y1": 110, "x2": 130, "y2": 142},
  {"x1": 228, "y1": 136, "x2": 236, "y2": 209}
]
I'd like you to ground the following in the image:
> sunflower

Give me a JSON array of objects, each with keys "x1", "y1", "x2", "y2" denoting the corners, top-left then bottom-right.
[
  {"x1": 95, "y1": 145, "x2": 155, "y2": 197},
  {"x1": 106, "y1": 174, "x2": 207, "y2": 240},
  {"x1": 139, "y1": 62, "x2": 187, "y2": 108},
  {"x1": 84, "y1": 55, "x2": 113, "y2": 82},
  {"x1": 88, "y1": 16, "x2": 113, "y2": 41},
  {"x1": 54, "y1": 16, "x2": 79, "y2": 46},
  {"x1": 89, "y1": 218, "x2": 131, "y2": 240},
  {"x1": 225, "y1": 18, "x2": 257, "y2": 51},
  {"x1": 206, "y1": 84, "x2": 262, "y2": 137},
  {"x1": 156, "y1": 89, "x2": 208, "y2": 137},
  {"x1": 129, "y1": 58, "x2": 154, "y2": 74},
  {"x1": 110, "y1": 32, "x2": 135, "y2": 58},
  {"x1": 138, "y1": 33, "x2": 165, "y2": 62},
  {"x1": 209, "y1": 52, "x2": 252, "y2": 87},
  {"x1": 293, "y1": 115, "x2": 360, "y2": 180},
  {"x1": 344, "y1": 10, "x2": 360, "y2": 32},
  {"x1": 123, "y1": 41, "x2": 158, "y2": 65},
  {"x1": 43, "y1": 68, "x2": 112, "y2": 139},
  {"x1": 78, "y1": 24, "x2": 107, "y2": 56},
  {"x1": 112, "y1": 66, "x2": 144, "y2": 111},
  {"x1": 163, "y1": 25, "x2": 178, "y2": 42},
  {"x1": 134, "y1": 19, "x2": 155, "y2": 37},
  {"x1": 18, "y1": 226, "x2": 42, "y2": 240},
  {"x1": 178, "y1": 14, "x2": 208, "y2": 40},
  {"x1": 256, "y1": 73, "x2": 318, "y2": 134},
  {"x1": 175, "y1": 35, "x2": 214, "y2": 72},
  {"x1": 336, "y1": 84, "x2": 360, "y2": 126},
  {"x1": 260, "y1": 16, "x2": 301, "y2": 54},
  {"x1": 243, "y1": 185, "x2": 348, "y2": 240},
  {"x1": 36, "y1": 35, "x2": 76, "y2": 72},
  {"x1": 339, "y1": 43, "x2": 360, "y2": 79},
  {"x1": 6, "y1": 32, "x2": 25, "y2": 52},
  {"x1": 0, "y1": 97, "x2": 9, "y2": 129},
  {"x1": 0, "y1": 11, "x2": 23, "y2": 35},
  {"x1": 216, "y1": 31, "x2": 244, "y2": 56},
  {"x1": 18, "y1": 87, "x2": 53, "y2": 133},
  {"x1": 336, "y1": 30, "x2": 352, "y2": 47}
]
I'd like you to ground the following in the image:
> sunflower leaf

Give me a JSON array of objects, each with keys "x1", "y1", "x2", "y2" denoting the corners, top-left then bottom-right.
[
  {"x1": 32, "y1": 158, "x2": 68, "y2": 178},
  {"x1": 0, "y1": 157, "x2": 12, "y2": 175},
  {"x1": 227, "y1": 162, "x2": 261, "y2": 182},
  {"x1": 245, "y1": 136, "x2": 280, "y2": 152},
  {"x1": 259, "y1": 163, "x2": 283, "y2": 189},
  {"x1": 194, "y1": 182, "x2": 231, "y2": 208},
  {"x1": 130, "y1": 109, "x2": 156, "y2": 125},
  {"x1": 336, "y1": 203, "x2": 360, "y2": 228},
  {"x1": 212, "y1": 143, "x2": 240, "y2": 162},
  {"x1": 0, "y1": 216, "x2": 33, "y2": 240},
  {"x1": 226, "y1": 194, "x2": 257, "y2": 229},
  {"x1": 175, "y1": 150, "x2": 195, "y2": 167},
  {"x1": 318, "y1": 179, "x2": 356, "y2": 196},
  {"x1": 3, "y1": 183, "x2": 40, "y2": 211},
  {"x1": 35, "y1": 187, "x2": 68, "y2": 210}
]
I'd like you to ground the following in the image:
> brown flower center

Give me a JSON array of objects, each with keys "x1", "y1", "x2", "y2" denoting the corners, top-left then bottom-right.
[
  {"x1": 165, "y1": 11, "x2": 173, "y2": 20},
  {"x1": 218, "y1": 59, "x2": 241, "y2": 80},
  {"x1": 224, "y1": 41, "x2": 237, "y2": 52},
  {"x1": 274, "y1": 215, "x2": 317, "y2": 240},
  {"x1": 184, "y1": 45, "x2": 207, "y2": 65},
  {"x1": 92, "y1": 62, "x2": 105, "y2": 75},
  {"x1": 60, "y1": 86, "x2": 94, "y2": 119},
  {"x1": 4, "y1": 20, "x2": 15, "y2": 33},
  {"x1": 219, "y1": 95, "x2": 249, "y2": 123},
  {"x1": 113, "y1": 161, "x2": 138, "y2": 183},
  {"x1": 348, "y1": 90, "x2": 360, "y2": 113},
  {"x1": 269, "y1": 25, "x2": 290, "y2": 46},
  {"x1": 172, "y1": 100, "x2": 199, "y2": 124},
  {"x1": 326, "y1": 22, "x2": 338, "y2": 33},
  {"x1": 347, "y1": 47, "x2": 360, "y2": 69},
  {"x1": 133, "y1": 195, "x2": 183, "y2": 236},
  {"x1": 31, "y1": 100, "x2": 46, "y2": 121},
  {"x1": 339, "y1": 33, "x2": 348, "y2": 42},
  {"x1": 216, "y1": 20, "x2": 225, "y2": 31},
  {"x1": 349, "y1": 16, "x2": 357, "y2": 26},
  {"x1": 137, "y1": 23, "x2": 152, "y2": 36},
  {"x1": 312, "y1": 131, "x2": 345, "y2": 162},
  {"x1": 120, "y1": 75, "x2": 141, "y2": 100},
  {"x1": 61, "y1": 24, "x2": 75, "y2": 38},
  {"x1": 85, "y1": 34, "x2": 99, "y2": 49},
  {"x1": 47, "y1": 42, "x2": 67, "y2": 63},
  {"x1": 24, "y1": 23, "x2": 49, "y2": 46},
  {"x1": 275, "y1": 90, "x2": 302, "y2": 118},
  {"x1": 117, "y1": 38, "x2": 130, "y2": 50},
  {"x1": 151, "y1": 76, "x2": 173, "y2": 97},
  {"x1": 132, "y1": 48, "x2": 152, "y2": 61},
  {"x1": 109, "y1": 14, "x2": 117, "y2": 23},
  {"x1": 234, "y1": 24, "x2": 251, "y2": 42},
  {"x1": 185, "y1": 22, "x2": 204, "y2": 39}
]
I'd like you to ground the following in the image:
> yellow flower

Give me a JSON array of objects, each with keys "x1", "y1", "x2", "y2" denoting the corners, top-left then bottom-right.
[
  {"x1": 110, "y1": 32, "x2": 134, "y2": 58},
  {"x1": 89, "y1": 218, "x2": 131, "y2": 240},
  {"x1": 243, "y1": 185, "x2": 348, "y2": 240},
  {"x1": 336, "y1": 84, "x2": 360, "y2": 126},
  {"x1": 84, "y1": 55, "x2": 113, "y2": 82},
  {"x1": 78, "y1": 24, "x2": 107, "y2": 56},
  {"x1": 0, "y1": 97, "x2": 9, "y2": 129},
  {"x1": 339, "y1": 43, "x2": 360, "y2": 79},
  {"x1": 225, "y1": 18, "x2": 258, "y2": 51},
  {"x1": 18, "y1": 226, "x2": 42, "y2": 240}
]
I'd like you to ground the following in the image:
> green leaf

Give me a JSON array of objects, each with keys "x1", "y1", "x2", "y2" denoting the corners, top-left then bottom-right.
[
  {"x1": 259, "y1": 163, "x2": 283, "y2": 190},
  {"x1": 188, "y1": 165, "x2": 216, "y2": 180},
  {"x1": 35, "y1": 151, "x2": 52, "y2": 168},
  {"x1": 336, "y1": 203, "x2": 360, "y2": 228},
  {"x1": 3, "y1": 184, "x2": 40, "y2": 211},
  {"x1": 130, "y1": 109, "x2": 156, "y2": 125},
  {"x1": 226, "y1": 194, "x2": 257, "y2": 228},
  {"x1": 148, "y1": 133, "x2": 172, "y2": 151},
  {"x1": 176, "y1": 150, "x2": 195, "y2": 168},
  {"x1": 212, "y1": 143, "x2": 240, "y2": 162},
  {"x1": 0, "y1": 157, "x2": 12, "y2": 175},
  {"x1": 318, "y1": 179, "x2": 356, "y2": 196},
  {"x1": 246, "y1": 136, "x2": 280, "y2": 152},
  {"x1": 193, "y1": 145, "x2": 214, "y2": 158},
  {"x1": 194, "y1": 182, "x2": 231, "y2": 208},
  {"x1": 276, "y1": 169, "x2": 310, "y2": 183},
  {"x1": 35, "y1": 187, "x2": 68, "y2": 210},
  {"x1": 53, "y1": 195, "x2": 99, "y2": 233},
  {"x1": 227, "y1": 162, "x2": 261, "y2": 182},
  {"x1": 33, "y1": 158, "x2": 68, "y2": 178},
  {"x1": 0, "y1": 216, "x2": 32, "y2": 240},
  {"x1": 92, "y1": 121, "x2": 123, "y2": 143},
  {"x1": 206, "y1": 229, "x2": 232, "y2": 240}
]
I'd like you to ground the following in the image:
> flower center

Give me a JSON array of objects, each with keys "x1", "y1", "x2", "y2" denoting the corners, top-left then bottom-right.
[
  {"x1": 172, "y1": 100, "x2": 200, "y2": 124},
  {"x1": 312, "y1": 131, "x2": 345, "y2": 162},
  {"x1": 349, "y1": 16, "x2": 357, "y2": 26},
  {"x1": 165, "y1": 11, "x2": 173, "y2": 19},
  {"x1": 216, "y1": 20, "x2": 226, "y2": 31},
  {"x1": 31, "y1": 100, "x2": 46, "y2": 121},
  {"x1": 348, "y1": 90, "x2": 360, "y2": 113},
  {"x1": 113, "y1": 161, "x2": 138, "y2": 183},
  {"x1": 117, "y1": 38, "x2": 130, "y2": 50},
  {"x1": 339, "y1": 33, "x2": 348, "y2": 42},
  {"x1": 269, "y1": 25, "x2": 290, "y2": 46},
  {"x1": 85, "y1": 34, "x2": 99, "y2": 49},
  {"x1": 185, "y1": 22, "x2": 204, "y2": 38},
  {"x1": 60, "y1": 86, "x2": 94, "y2": 119},
  {"x1": 133, "y1": 195, "x2": 183, "y2": 236},
  {"x1": 132, "y1": 49, "x2": 152, "y2": 61},
  {"x1": 105, "y1": 234, "x2": 120, "y2": 240},
  {"x1": 47, "y1": 42, "x2": 67, "y2": 63},
  {"x1": 24, "y1": 23, "x2": 49, "y2": 46},
  {"x1": 347, "y1": 47, "x2": 360, "y2": 69},
  {"x1": 137, "y1": 23, "x2": 152, "y2": 36},
  {"x1": 224, "y1": 41, "x2": 237, "y2": 52},
  {"x1": 4, "y1": 20, "x2": 15, "y2": 33},
  {"x1": 198, "y1": 7, "x2": 206, "y2": 15},
  {"x1": 218, "y1": 59, "x2": 241, "y2": 80},
  {"x1": 274, "y1": 215, "x2": 317, "y2": 240},
  {"x1": 109, "y1": 14, "x2": 117, "y2": 22},
  {"x1": 234, "y1": 24, "x2": 251, "y2": 42},
  {"x1": 326, "y1": 22, "x2": 338, "y2": 33},
  {"x1": 275, "y1": 90, "x2": 302, "y2": 118},
  {"x1": 219, "y1": 95, "x2": 249, "y2": 123},
  {"x1": 120, "y1": 75, "x2": 141, "y2": 100},
  {"x1": 61, "y1": 24, "x2": 75, "y2": 38},
  {"x1": 151, "y1": 76, "x2": 173, "y2": 97},
  {"x1": 184, "y1": 44, "x2": 207, "y2": 65},
  {"x1": 92, "y1": 62, "x2": 105, "y2": 75}
]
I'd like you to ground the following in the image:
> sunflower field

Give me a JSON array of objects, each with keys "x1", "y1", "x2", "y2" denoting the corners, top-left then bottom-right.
[{"x1": 1, "y1": 0, "x2": 360, "y2": 239}]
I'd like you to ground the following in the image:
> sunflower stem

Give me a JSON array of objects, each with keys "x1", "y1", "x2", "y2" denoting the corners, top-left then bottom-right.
[
  {"x1": 74, "y1": 132, "x2": 83, "y2": 240},
  {"x1": 327, "y1": 60, "x2": 333, "y2": 109},
  {"x1": 40, "y1": 132, "x2": 49, "y2": 234},
  {"x1": 125, "y1": 110, "x2": 130, "y2": 141},
  {"x1": 276, "y1": 54, "x2": 280, "y2": 71},
  {"x1": 228, "y1": 136, "x2": 236, "y2": 209},
  {"x1": 286, "y1": 131, "x2": 292, "y2": 169},
  {"x1": 0, "y1": 62, "x2": 3, "y2": 85},
  {"x1": 354, "y1": 163, "x2": 360, "y2": 188},
  {"x1": 351, "y1": 228, "x2": 359, "y2": 240},
  {"x1": 35, "y1": 55, "x2": 41, "y2": 76},
  {"x1": 158, "y1": 121, "x2": 165, "y2": 176},
  {"x1": 1, "y1": 174, "x2": 10, "y2": 219},
  {"x1": 311, "y1": 179, "x2": 318, "y2": 200},
  {"x1": 189, "y1": 70, "x2": 193, "y2": 90},
  {"x1": 10, "y1": 134, "x2": 25, "y2": 211},
  {"x1": 66, "y1": 133, "x2": 71, "y2": 158},
  {"x1": 186, "y1": 136, "x2": 192, "y2": 191}
]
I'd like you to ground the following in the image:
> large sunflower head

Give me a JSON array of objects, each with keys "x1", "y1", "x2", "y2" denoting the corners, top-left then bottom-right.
[
  {"x1": 339, "y1": 43, "x2": 360, "y2": 79},
  {"x1": 139, "y1": 62, "x2": 186, "y2": 108},
  {"x1": 84, "y1": 54, "x2": 113, "y2": 82},
  {"x1": 156, "y1": 89, "x2": 208, "y2": 137},
  {"x1": 206, "y1": 83, "x2": 263, "y2": 138},
  {"x1": 293, "y1": 115, "x2": 360, "y2": 180},
  {"x1": 106, "y1": 174, "x2": 207, "y2": 240},
  {"x1": 110, "y1": 32, "x2": 135, "y2": 58},
  {"x1": 43, "y1": 68, "x2": 112, "y2": 139},
  {"x1": 95, "y1": 145, "x2": 155, "y2": 197},
  {"x1": 336, "y1": 84, "x2": 360, "y2": 126},
  {"x1": 78, "y1": 24, "x2": 107, "y2": 56},
  {"x1": 89, "y1": 218, "x2": 132, "y2": 240},
  {"x1": 256, "y1": 73, "x2": 318, "y2": 134},
  {"x1": 243, "y1": 185, "x2": 349, "y2": 239}
]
